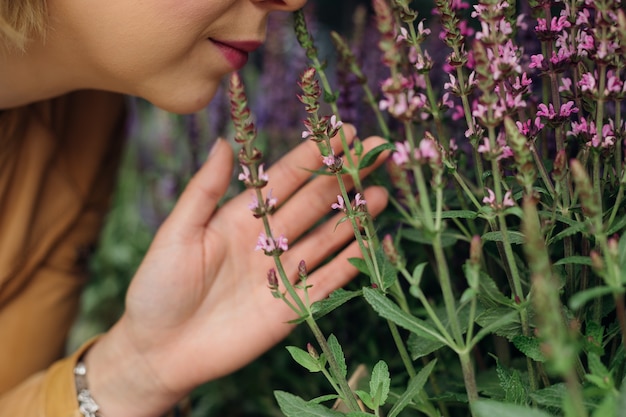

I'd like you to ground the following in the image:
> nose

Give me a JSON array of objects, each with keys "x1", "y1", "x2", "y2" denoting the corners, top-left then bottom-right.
[{"x1": 252, "y1": 0, "x2": 308, "y2": 12}]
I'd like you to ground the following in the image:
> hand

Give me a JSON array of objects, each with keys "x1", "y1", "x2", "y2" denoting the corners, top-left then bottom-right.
[{"x1": 85, "y1": 125, "x2": 389, "y2": 417}]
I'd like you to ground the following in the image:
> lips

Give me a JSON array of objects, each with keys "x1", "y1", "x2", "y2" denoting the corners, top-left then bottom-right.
[{"x1": 210, "y1": 38, "x2": 263, "y2": 70}]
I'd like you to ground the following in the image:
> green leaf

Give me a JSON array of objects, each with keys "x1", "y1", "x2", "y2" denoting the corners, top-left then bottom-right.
[
  {"x1": 286, "y1": 346, "x2": 323, "y2": 373},
  {"x1": 348, "y1": 258, "x2": 370, "y2": 276},
  {"x1": 370, "y1": 360, "x2": 391, "y2": 408},
  {"x1": 388, "y1": 360, "x2": 437, "y2": 417},
  {"x1": 362, "y1": 287, "x2": 448, "y2": 345},
  {"x1": 439, "y1": 210, "x2": 478, "y2": 219},
  {"x1": 407, "y1": 332, "x2": 446, "y2": 360},
  {"x1": 482, "y1": 231, "x2": 525, "y2": 245},
  {"x1": 477, "y1": 272, "x2": 513, "y2": 307},
  {"x1": 582, "y1": 322, "x2": 604, "y2": 355},
  {"x1": 586, "y1": 353, "x2": 613, "y2": 390},
  {"x1": 311, "y1": 289, "x2": 361, "y2": 319},
  {"x1": 475, "y1": 307, "x2": 521, "y2": 341},
  {"x1": 569, "y1": 286, "x2": 615, "y2": 310},
  {"x1": 355, "y1": 390, "x2": 374, "y2": 410},
  {"x1": 402, "y1": 228, "x2": 458, "y2": 248},
  {"x1": 375, "y1": 247, "x2": 398, "y2": 290},
  {"x1": 553, "y1": 256, "x2": 592, "y2": 267},
  {"x1": 274, "y1": 391, "x2": 343, "y2": 417},
  {"x1": 607, "y1": 213, "x2": 626, "y2": 235},
  {"x1": 547, "y1": 222, "x2": 588, "y2": 245},
  {"x1": 471, "y1": 400, "x2": 553, "y2": 417},
  {"x1": 411, "y1": 262, "x2": 427, "y2": 283},
  {"x1": 472, "y1": 309, "x2": 520, "y2": 347},
  {"x1": 346, "y1": 412, "x2": 373, "y2": 417},
  {"x1": 496, "y1": 361, "x2": 528, "y2": 405},
  {"x1": 592, "y1": 393, "x2": 616, "y2": 417},
  {"x1": 512, "y1": 336, "x2": 546, "y2": 363},
  {"x1": 327, "y1": 334, "x2": 347, "y2": 379},
  {"x1": 309, "y1": 394, "x2": 340, "y2": 404},
  {"x1": 358, "y1": 142, "x2": 396, "y2": 169},
  {"x1": 530, "y1": 383, "x2": 596, "y2": 409}
]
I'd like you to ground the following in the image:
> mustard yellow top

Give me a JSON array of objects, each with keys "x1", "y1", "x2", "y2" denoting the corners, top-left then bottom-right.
[{"x1": 0, "y1": 90, "x2": 126, "y2": 415}]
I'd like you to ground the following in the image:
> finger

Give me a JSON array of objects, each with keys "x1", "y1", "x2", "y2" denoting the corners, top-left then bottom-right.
[
  {"x1": 159, "y1": 139, "x2": 234, "y2": 241},
  {"x1": 263, "y1": 124, "x2": 357, "y2": 203},
  {"x1": 280, "y1": 186, "x2": 388, "y2": 274},
  {"x1": 271, "y1": 136, "x2": 390, "y2": 240},
  {"x1": 302, "y1": 238, "x2": 370, "y2": 304}
]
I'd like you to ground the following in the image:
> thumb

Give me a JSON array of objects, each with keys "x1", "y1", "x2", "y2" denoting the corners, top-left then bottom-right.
[{"x1": 160, "y1": 138, "x2": 234, "y2": 240}]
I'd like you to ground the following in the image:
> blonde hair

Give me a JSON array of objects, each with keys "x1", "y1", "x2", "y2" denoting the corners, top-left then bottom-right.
[
  {"x1": 0, "y1": 1, "x2": 47, "y2": 144},
  {"x1": 0, "y1": 1, "x2": 47, "y2": 51}
]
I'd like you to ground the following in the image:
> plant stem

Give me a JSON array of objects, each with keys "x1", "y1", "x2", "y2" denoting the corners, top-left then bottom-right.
[
  {"x1": 459, "y1": 350, "x2": 479, "y2": 405},
  {"x1": 306, "y1": 317, "x2": 361, "y2": 412}
]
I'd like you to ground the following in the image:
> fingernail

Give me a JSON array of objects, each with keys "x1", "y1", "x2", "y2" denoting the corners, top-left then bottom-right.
[{"x1": 208, "y1": 138, "x2": 222, "y2": 159}]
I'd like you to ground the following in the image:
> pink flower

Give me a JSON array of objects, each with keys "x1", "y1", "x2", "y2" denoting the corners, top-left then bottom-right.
[
  {"x1": 275, "y1": 235, "x2": 289, "y2": 252},
  {"x1": 248, "y1": 194, "x2": 260, "y2": 211},
  {"x1": 322, "y1": 155, "x2": 334, "y2": 167},
  {"x1": 258, "y1": 164, "x2": 269, "y2": 182},
  {"x1": 255, "y1": 232, "x2": 288, "y2": 255},
  {"x1": 327, "y1": 115, "x2": 343, "y2": 137},
  {"x1": 483, "y1": 188, "x2": 496, "y2": 205},
  {"x1": 559, "y1": 101, "x2": 578, "y2": 117},
  {"x1": 529, "y1": 54, "x2": 544, "y2": 69},
  {"x1": 392, "y1": 141, "x2": 411, "y2": 166},
  {"x1": 331, "y1": 195, "x2": 345, "y2": 211},
  {"x1": 266, "y1": 189, "x2": 277, "y2": 210},
  {"x1": 238, "y1": 165, "x2": 251, "y2": 182},
  {"x1": 502, "y1": 190, "x2": 515, "y2": 208},
  {"x1": 417, "y1": 138, "x2": 440, "y2": 163},
  {"x1": 477, "y1": 137, "x2": 491, "y2": 154},
  {"x1": 537, "y1": 103, "x2": 557, "y2": 119},
  {"x1": 559, "y1": 77, "x2": 572, "y2": 92},
  {"x1": 579, "y1": 72, "x2": 596, "y2": 93},
  {"x1": 417, "y1": 20, "x2": 431, "y2": 37},
  {"x1": 354, "y1": 193, "x2": 367, "y2": 208}
]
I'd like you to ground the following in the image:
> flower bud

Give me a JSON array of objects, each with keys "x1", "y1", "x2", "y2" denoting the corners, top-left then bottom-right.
[
  {"x1": 552, "y1": 150, "x2": 568, "y2": 182},
  {"x1": 382, "y1": 234, "x2": 403, "y2": 267},
  {"x1": 267, "y1": 268, "x2": 279, "y2": 290},
  {"x1": 298, "y1": 260, "x2": 308, "y2": 279},
  {"x1": 590, "y1": 250, "x2": 605, "y2": 274},
  {"x1": 469, "y1": 235, "x2": 482, "y2": 266},
  {"x1": 307, "y1": 343, "x2": 319, "y2": 359}
]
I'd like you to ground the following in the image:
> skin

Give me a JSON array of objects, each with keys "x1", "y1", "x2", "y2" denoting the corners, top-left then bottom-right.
[{"x1": 1, "y1": 0, "x2": 390, "y2": 415}]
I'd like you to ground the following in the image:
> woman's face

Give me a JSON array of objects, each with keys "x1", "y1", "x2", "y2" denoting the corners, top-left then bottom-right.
[{"x1": 47, "y1": 0, "x2": 306, "y2": 113}]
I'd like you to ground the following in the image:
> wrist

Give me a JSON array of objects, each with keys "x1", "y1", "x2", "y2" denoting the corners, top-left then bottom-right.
[{"x1": 82, "y1": 317, "x2": 185, "y2": 417}]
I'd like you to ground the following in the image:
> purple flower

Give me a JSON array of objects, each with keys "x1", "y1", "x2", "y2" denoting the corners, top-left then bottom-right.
[
  {"x1": 354, "y1": 193, "x2": 367, "y2": 208},
  {"x1": 529, "y1": 54, "x2": 544, "y2": 69},
  {"x1": 579, "y1": 72, "x2": 597, "y2": 93},
  {"x1": 483, "y1": 188, "x2": 496, "y2": 205},
  {"x1": 393, "y1": 141, "x2": 410, "y2": 166},
  {"x1": 255, "y1": 232, "x2": 288, "y2": 255},
  {"x1": 331, "y1": 195, "x2": 345, "y2": 211},
  {"x1": 258, "y1": 164, "x2": 269, "y2": 182},
  {"x1": 266, "y1": 189, "x2": 278, "y2": 210},
  {"x1": 502, "y1": 190, "x2": 515, "y2": 208}
]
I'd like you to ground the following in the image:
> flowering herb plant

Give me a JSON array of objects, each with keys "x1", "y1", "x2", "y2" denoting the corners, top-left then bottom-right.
[{"x1": 229, "y1": 0, "x2": 626, "y2": 416}]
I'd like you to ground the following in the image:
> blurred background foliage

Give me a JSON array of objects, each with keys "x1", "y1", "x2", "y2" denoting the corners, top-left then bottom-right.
[{"x1": 68, "y1": 1, "x2": 441, "y2": 415}]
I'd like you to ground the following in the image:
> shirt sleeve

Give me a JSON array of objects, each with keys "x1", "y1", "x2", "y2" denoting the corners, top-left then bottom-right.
[
  {"x1": 0, "y1": 91, "x2": 126, "y2": 415},
  {"x1": 0, "y1": 337, "x2": 98, "y2": 417}
]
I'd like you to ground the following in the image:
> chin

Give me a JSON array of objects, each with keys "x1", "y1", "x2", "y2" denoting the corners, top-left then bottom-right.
[{"x1": 145, "y1": 84, "x2": 220, "y2": 115}]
